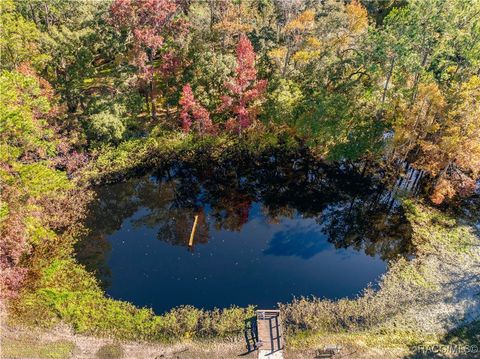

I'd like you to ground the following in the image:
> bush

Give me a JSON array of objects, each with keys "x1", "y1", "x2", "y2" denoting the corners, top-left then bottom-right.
[
  {"x1": 96, "y1": 343, "x2": 124, "y2": 359},
  {"x1": 89, "y1": 111, "x2": 125, "y2": 144}
]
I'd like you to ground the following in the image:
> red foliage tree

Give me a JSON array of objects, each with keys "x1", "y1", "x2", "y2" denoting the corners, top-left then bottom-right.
[
  {"x1": 159, "y1": 50, "x2": 183, "y2": 115},
  {"x1": 179, "y1": 84, "x2": 213, "y2": 134},
  {"x1": 218, "y1": 34, "x2": 267, "y2": 133},
  {"x1": 110, "y1": 0, "x2": 186, "y2": 119}
]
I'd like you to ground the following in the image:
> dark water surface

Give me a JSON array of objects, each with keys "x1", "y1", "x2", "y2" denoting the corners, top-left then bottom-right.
[{"x1": 77, "y1": 151, "x2": 413, "y2": 313}]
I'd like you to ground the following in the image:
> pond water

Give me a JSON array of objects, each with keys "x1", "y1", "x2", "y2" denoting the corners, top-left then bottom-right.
[{"x1": 77, "y1": 151, "x2": 413, "y2": 313}]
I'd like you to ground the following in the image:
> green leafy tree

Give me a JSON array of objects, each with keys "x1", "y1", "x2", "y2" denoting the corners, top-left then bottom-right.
[
  {"x1": 184, "y1": 50, "x2": 236, "y2": 112},
  {"x1": 0, "y1": 0, "x2": 48, "y2": 70},
  {"x1": 265, "y1": 79, "x2": 303, "y2": 126},
  {"x1": 0, "y1": 67, "x2": 54, "y2": 161}
]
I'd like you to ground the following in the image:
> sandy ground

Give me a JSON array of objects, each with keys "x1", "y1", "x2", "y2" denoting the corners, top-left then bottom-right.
[
  {"x1": 0, "y1": 324, "x2": 255, "y2": 359},
  {"x1": 0, "y1": 324, "x2": 415, "y2": 359}
]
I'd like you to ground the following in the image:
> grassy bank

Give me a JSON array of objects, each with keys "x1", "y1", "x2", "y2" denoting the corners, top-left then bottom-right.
[{"x1": 81, "y1": 125, "x2": 304, "y2": 185}]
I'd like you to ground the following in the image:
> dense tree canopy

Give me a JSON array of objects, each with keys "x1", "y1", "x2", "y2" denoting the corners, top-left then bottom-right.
[
  {"x1": 1, "y1": 0, "x2": 478, "y2": 199},
  {"x1": 1, "y1": 1, "x2": 480, "y2": 299}
]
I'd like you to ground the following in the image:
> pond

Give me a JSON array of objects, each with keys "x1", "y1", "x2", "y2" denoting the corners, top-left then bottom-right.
[{"x1": 77, "y1": 150, "x2": 413, "y2": 313}]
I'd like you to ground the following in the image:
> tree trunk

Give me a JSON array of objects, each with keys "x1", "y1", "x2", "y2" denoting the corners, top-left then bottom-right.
[
  {"x1": 411, "y1": 51, "x2": 429, "y2": 103},
  {"x1": 282, "y1": 45, "x2": 292, "y2": 77},
  {"x1": 144, "y1": 90, "x2": 150, "y2": 114},
  {"x1": 29, "y1": 4, "x2": 38, "y2": 26},
  {"x1": 43, "y1": 3, "x2": 50, "y2": 28},
  {"x1": 150, "y1": 80, "x2": 157, "y2": 120},
  {"x1": 148, "y1": 51, "x2": 157, "y2": 121},
  {"x1": 381, "y1": 57, "x2": 395, "y2": 106},
  {"x1": 208, "y1": 0, "x2": 214, "y2": 31}
]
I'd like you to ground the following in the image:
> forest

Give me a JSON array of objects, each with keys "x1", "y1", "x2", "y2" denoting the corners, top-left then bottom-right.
[{"x1": 1, "y1": 0, "x2": 479, "y2": 358}]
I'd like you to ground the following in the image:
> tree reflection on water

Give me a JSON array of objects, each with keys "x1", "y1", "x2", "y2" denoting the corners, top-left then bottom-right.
[{"x1": 76, "y1": 149, "x2": 413, "y2": 287}]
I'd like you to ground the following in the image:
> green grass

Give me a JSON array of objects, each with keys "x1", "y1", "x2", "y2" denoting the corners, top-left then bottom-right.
[
  {"x1": 2, "y1": 337, "x2": 76, "y2": 359},
  {"x1": 82, "y1": 125, "x2": 303, "y2": 184},
  {"x1": 287, "y1": 329, "x2": 440, "y2": 350}
]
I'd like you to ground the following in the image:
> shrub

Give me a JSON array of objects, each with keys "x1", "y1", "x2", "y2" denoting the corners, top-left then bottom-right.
[
  {"x1": 15, "y1": 162, "x2": 71, "y2": 198},
  {"x1": 96, "y1": 343, "x2": 124, "y2": 359},
  {"x1": 89, "y1": 111, "x2": 125, "y2": 144}
]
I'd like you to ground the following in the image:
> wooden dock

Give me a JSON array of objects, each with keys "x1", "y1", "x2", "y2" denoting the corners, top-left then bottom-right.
[{"x1": 255, "y1": 309, "x2": 284, "y2": 357}]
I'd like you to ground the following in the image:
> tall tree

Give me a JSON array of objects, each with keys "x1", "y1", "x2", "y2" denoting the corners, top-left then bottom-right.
[
  {"x1": 0, "y1": 0, "x2": 46, "y2": 70},
  {"x1": 110, "y1": 0, "x2": 185, "y2": 120},
  {"x1": 213, "y1": 0, "x2": 254, "y2": 48},
  {"x1": 218, "y1": 34, "x2": 267, "y2": 133},
  {"x1": 416, "y1": 76, "x2": 480, "y2": 204}
]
